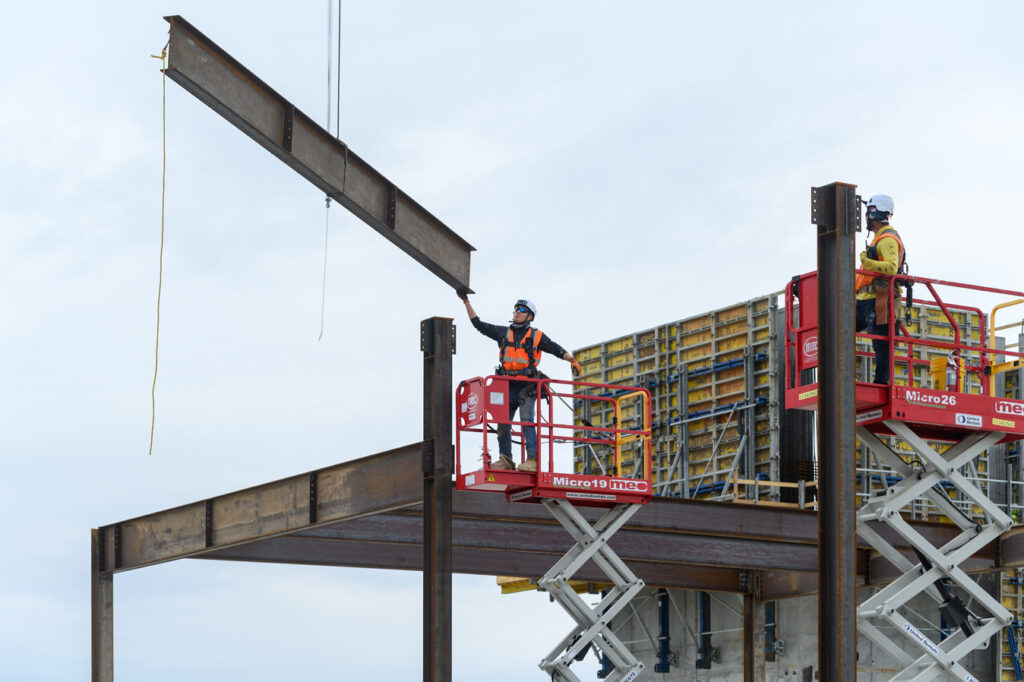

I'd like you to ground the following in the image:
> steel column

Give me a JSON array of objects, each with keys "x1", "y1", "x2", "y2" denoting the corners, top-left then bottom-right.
[
  {"x1": 812, "y1": 181, "x2": 859, "y2": 681},
  {"x1": 696, "y1": 591, "x2": 712, "y2": 669},
  {"x1": 91, "y1": 528, "x2": 113, "y2": 682},
  {"x1": 744, "y1": 573, "x2": 765, "y2": 682},
  {"x1": 655, "y1": 588, "x2": 672, "y2": 673},
  {"x1": 422, "y1": 317, "x2": 454, "y2": 682}
]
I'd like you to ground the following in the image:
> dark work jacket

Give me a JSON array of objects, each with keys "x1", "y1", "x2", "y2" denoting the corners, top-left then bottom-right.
[{"x1": 470, "y1": 316, "x2": 569, "y2": 390}]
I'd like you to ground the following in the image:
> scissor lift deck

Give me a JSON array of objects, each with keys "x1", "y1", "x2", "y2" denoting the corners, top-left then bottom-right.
[
  {"x1": 458, "y1": 469, "x2": 653, "y2": 506},
  {"x1": 456, "y1": 375, "x2": 653, "y2": 682},
  {"x1": 785, "y1": 269, "x2": 1024, "y2": 681},
  {"x1": 789, "y1": 382, "x2": 1024, "y2": 445}
]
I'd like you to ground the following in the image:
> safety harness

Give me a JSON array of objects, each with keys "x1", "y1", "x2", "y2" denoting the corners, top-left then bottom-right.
[
  {"x1": 498, "y1": 326, "x2": 543, "y2": 377},
  {"x1": 855, "y1": 225, "x2": 907, "y2": 293}
]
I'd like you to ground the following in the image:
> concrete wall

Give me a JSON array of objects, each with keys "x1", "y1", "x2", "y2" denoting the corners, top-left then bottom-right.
[{"x1": 604, "y1": 585, "x2": 999, "y2": 682}]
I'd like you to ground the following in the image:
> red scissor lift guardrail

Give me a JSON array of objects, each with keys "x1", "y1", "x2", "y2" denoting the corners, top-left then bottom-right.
[
  {"x1": 785, "y1": 269, "x2": 1024, "y2": 443},
  {"x1": 455, "y1": 375, "x2": 654, "y2": 506}
]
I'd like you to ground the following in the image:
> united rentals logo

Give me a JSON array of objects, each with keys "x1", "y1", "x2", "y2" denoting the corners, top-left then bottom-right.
[
  {"x1": 955, "y1": 413, "x2": 983, "y2": 428},
  {"x1": 996, "y1": 400, "x2": 1024, "y2": 416}
]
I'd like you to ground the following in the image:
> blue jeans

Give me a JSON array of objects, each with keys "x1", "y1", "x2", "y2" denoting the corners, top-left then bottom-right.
[
  {"x1": 497, "y1": 383, "x2": 537, "y2": 460},
  {"x1": 856, "y1": 298, "x2": 890, "y2": 385}
]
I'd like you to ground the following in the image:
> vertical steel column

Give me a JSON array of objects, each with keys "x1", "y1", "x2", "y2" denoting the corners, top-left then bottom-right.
[
  {"x1": 765, "y1": 600, "x2": 777, "y2": 663},
  {"x1": 696, "y1": 591, "x2": 712, "y2": 669},
  {"x1": 421, "y1": 317, "x2": 454, "y2": 682},
  {"x1": 91, "y1": 528, "x2": 113, "y2": 682},
  {"x1": 743, "y1": 572, "x2": 765, "y2": 682},
  {"x1": 655, "y1": 588, "x2": 672, "y2": 673},
  {"x1": 812, "y1": 182, "x2": 859, "y2": 681}
]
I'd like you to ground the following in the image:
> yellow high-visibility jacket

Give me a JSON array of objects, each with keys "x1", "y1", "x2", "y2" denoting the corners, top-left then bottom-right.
[{"x1": 856, "y1": 225, "x2": 904, "y2": 301}]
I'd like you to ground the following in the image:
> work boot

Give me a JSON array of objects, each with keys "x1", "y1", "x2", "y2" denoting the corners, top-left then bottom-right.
[
  {"x1": 517, "y1": 459, "x2": 537, "y2": 473},
  {"x1": 491, "y1": 455, "x2": 515, "y2": 471}
]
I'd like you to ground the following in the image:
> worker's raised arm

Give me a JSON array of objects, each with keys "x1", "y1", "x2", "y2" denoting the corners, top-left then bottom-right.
[{"x1": 460, "y1": 294, "x2": 478, "y2": 320}]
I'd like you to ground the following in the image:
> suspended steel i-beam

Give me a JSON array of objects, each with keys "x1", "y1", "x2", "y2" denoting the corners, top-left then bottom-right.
[{"x1": 163, "y1": 15, "x2": 475, "y2": 294}]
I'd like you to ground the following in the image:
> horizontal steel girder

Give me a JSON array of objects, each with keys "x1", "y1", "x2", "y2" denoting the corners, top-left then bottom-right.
[
  {"x1": 94, "y1": 444, "x2": 1002, "y2": 599},
  {"x1": 163, "y1": 16, "x2": 474, "y2": 293}
]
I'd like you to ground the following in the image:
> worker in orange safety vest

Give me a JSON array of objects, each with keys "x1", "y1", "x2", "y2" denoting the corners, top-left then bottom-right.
[
  {"x1": 855, "y1": 194, "x2": 906, "y2": 385},
  {"x1": 461, "y1": 294, "x2": 583, "y2": 472}
]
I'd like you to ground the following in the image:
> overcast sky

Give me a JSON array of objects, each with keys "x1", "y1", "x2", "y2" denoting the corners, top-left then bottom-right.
[{"x1": 3, "y1": 2, "x2": 1024, "y2": 680}]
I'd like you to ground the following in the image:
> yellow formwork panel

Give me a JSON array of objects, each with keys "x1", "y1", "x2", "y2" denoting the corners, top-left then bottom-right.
[
  {"x1": 604, "y1": 351, "x2": 634, "y2": 368},
  {"x1": 572, "y1": 294, "x2": 781, "y2": 499},
  {"x1": 605, "y1": 366, "x2": 634, "y2": 383},
  {"x1": 604, "y1": 337, "x2": 634, "y2": 354}
]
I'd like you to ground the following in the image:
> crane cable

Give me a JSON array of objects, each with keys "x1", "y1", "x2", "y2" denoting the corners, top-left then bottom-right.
[
  {"x1": 148, "y1": 44, "x2": 168, "y2": 455},
  {"x1": 318, "y1": 0, "x2": 342, "y2": 341}
]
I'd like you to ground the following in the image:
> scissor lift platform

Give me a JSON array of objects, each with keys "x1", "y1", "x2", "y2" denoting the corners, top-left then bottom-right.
[
  {"x1": 458, "y1": 469, "x2": 652, "y2": 506},
  {"x1": 456, "y1": 375, "x2": 653, "y2": 681},
  {"x1": 789, "y1": 382, "x2": 1024, "y2": 444},
  {"x1": 785, "y1": 269, "x2": 1024, "y2": 680}
]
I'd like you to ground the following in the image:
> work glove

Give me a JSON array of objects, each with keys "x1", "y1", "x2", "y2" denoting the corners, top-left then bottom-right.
[
  {"x1": 570, "y1": 359, "x2": 583, "y2": 377},
  {"x1": 457, "y1": 289, "x2": 469, "y2": 302},
  {"x1": 859, "y1": 251, "x2": 870, "y2": 265}
]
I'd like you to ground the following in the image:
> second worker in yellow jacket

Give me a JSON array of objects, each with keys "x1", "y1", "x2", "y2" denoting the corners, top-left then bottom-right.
[{"x1": 855, "y1": 194, "x2": 906, "y2": 385}]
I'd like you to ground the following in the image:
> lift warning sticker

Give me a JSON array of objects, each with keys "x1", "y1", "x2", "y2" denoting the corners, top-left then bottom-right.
[
  {"x1": 955, "y1": 413, "x2": 983, "y2": 428},
  {"x1": 856, "y1": 409, "x2": 883, "y2": 423}
]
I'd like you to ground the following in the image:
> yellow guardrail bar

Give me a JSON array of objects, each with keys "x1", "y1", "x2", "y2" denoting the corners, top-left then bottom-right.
[
  {"x1": 613, "y1": 390, "x2": 650, "y2": 481},
  {"x1": 989, "y1": 299, "x2": 1024, "y2": 396}
]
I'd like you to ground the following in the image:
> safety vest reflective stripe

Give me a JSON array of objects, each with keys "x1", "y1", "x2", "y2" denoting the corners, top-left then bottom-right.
[
  {"x1": 855, "y1": 226, "x2": 905, "y2": 292},
  {"x1": 501, "y1": 328, "x2": 544, "y2": 371}
]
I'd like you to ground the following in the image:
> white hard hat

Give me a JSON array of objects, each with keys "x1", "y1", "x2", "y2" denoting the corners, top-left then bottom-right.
[
  {"x1": 514, "y1": 299, "x2": 537, "y2": 317},
  {"x1": 867, "y1": 194, "x2": 894, "y2": 216}
]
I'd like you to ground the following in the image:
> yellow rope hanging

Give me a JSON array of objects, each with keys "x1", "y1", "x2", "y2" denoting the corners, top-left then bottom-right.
[{"x1": 149, "y1": 45, "x2": 168, "y2": 455}]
